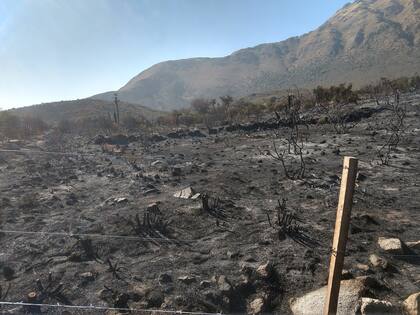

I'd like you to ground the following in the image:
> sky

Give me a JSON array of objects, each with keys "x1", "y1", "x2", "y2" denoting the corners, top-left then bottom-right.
[{"x1": 0, "y1": 0, "x2": 351, "y2": 109}]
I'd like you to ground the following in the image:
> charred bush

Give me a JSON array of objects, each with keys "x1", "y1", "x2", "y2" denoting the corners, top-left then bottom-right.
[{"x1": 263, "y1": 92, "x2": 308, "y2": 179}]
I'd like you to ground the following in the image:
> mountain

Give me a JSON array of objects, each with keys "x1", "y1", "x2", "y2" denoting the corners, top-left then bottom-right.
[
  {"x1": 93, "y1": 0, "x2": 420, "y2": 111},
  {"x1": 9, "y1": 99, "x2": 163, "y2": 124}
]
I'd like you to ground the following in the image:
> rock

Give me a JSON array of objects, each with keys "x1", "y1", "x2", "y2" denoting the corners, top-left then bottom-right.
[
  {"x1": 188, "y1": 129, "x2": 206, "y2": 137},
  {"x1": 227, "y1": 250, "x2": 239, "y2": 259},
  {"x1": 378, "y1": 237, "x2": 406, "y2": 255},
  {"x1": 341, "y1": 269, "x2": 353, "y2": 280},
  {"x1": 114, "y1": 293, "x2": 130, "y2": 308},
  {"x1": 3, "y1": 266, "x2": 15, "y2": 280},
  {"x1": 173, "y1": 187, "x2": 196, "y2": 199},
  {"x1": 217, "y1": 275, "x2": 232, "y2": 294},
  {"x1": 114, "y1": 197, "x2": 128, "y2": 204},
  {"x1": 407, "y1": 241, "x2": 420, "y2": 251},
  {"x1": 256, "y1": 261, "x2": 273, "y2": 279},
  {"x1": 240, "y1": 262, "x2": 256, "y2": 277},
  {"x1": 146, "y1": 202, "x2": 161, "y2": 214},
  {"x1": 200, "y1": 280, "x2": 212, "y2": 288},
  {"x1": 158, "y1": 273, "x2": 172, "y2": 283},
  {"x1": 146, "y1": 290, "x2": 164, "y2": 308},
  {"x1": 151, "y1": 160, "x2": 164, "y2": 166},
  {"x1": 178, "y1": 275, "x2": 196, "y2": 284},
  {"x1": 248, "y1": 297, "x2": 266, "y2": 314},
  {"x1": 360, "y1": 297, "x2": 398, "y2": 314},
  {"x1": 171, "y1": 167, "x2": 182, "y2": 176},
  {"x1": 290, "y1": 277, "x2": 374, "y2": 315},
  {"x1": 191, "y1": 193, "x2": 201, "y2": 200},
  {"x1": 93, "y1": 135, "x2": 106, "y2": 144},
  {"x1": 369, "y1": 254, "x2": 388, "y2": 270},
  {"x1": 79, "y1": 272, "x2": 95, "y2": 281},
  {"x1": 109, "y1": 134, "x2": 130, "y2": 146},
  {"x1": 356, "y1": 263, "x2": 370, "y2": 272},
  {"x1": 403, "y1": 292, "x2": 420, "y2": 315}
]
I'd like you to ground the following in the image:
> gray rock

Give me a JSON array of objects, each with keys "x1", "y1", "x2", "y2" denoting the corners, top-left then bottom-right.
[
  {"x1": 217, "y1": 275, "x2": 232, "y2": 294},
  {"x1": 178, "y1": 275, "x2": 196, "y2": 284},
  {"x1": 158, "y1": 273, "x2": 172, "y2": 283},
  {"x1": 407, "y1": 241, "x2": 420, "y2": 251},
  {"x1": 360, "y1": 297, "x2": 398, "y2": 314},
  {"x1": 369, "y1": 254, "x2": 388, "y2": 270},
  {"x1": 199, "y1": 280, "x2": 212, "y2": 288}
]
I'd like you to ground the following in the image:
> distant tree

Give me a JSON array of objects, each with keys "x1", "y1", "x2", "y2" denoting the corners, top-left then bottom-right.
[
  {"x1": 191, "y1": 98, "x2": 211, "y2": 115},
  {"x1": 57, "y1": 119, "x2": 73, "y2": 134},
  {"x1": 0, "y1": 112, "x2": 21, "y2": 138},
  {"x1": 220, "y1": 95, "x2": 234, "y2": 124},
  {"x1": 113, "y1": 93, "x2": 120, "y2": 125},
  {"x1": 122, "y1": 115, "x2": 150, "y2": 132}
]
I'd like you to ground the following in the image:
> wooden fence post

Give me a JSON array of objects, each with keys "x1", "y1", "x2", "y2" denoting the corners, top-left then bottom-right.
[{"x1": 323, "y1": 156, "x2": 358, "y2": 315}]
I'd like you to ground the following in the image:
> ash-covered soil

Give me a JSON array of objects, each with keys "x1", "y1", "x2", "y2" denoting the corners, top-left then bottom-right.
[{"x1": 0, "y1": 94, "x2": 419, "y2": 314}]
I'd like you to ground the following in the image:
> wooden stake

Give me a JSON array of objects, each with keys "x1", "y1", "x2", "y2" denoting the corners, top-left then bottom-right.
[{"x1": 323, "y1": 156, "x2": 358, "y2": 315}]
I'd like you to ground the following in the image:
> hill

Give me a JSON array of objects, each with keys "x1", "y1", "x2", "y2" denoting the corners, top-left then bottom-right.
[{"x1": 9, "y1": 98, "x2": 164, "y2": 124}]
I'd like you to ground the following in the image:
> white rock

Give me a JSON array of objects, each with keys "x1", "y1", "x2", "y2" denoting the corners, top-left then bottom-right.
[
  {"x1": 248, "y1": 297, "x2": 265, "y2": 314},
  {"x1": 403, "y1": 292, "x2": 420, "y2": 315},
  {"x1": 378, "y1": 237, "x2": 405, "y2": 254},
  {"x1": 173, "y1": 187, "x2": 195, "y2": 199}
]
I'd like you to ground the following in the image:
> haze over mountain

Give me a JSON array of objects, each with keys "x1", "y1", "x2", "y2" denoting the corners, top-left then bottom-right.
[{"x1": 94, "y1": 0, "x2": 420, "y2": 111}]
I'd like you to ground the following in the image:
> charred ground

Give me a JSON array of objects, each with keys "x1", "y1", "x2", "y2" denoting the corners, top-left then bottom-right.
[{"x1": 0, "y1": 93, "x2": 419, "y2": 314}]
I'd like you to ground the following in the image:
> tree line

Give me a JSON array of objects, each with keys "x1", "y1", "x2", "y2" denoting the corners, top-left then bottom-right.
[{"x1": 1, "y1": 74, "x2": 419, "y2": 139}]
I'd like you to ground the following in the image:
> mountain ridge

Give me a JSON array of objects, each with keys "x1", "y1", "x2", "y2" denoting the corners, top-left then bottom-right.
[{"x1": 92, "y1": 0, "x2": 420, "y2": 110}]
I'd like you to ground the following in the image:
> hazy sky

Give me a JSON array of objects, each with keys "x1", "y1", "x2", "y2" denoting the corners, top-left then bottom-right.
[{"x1": 0, "y1": 0, "x2": 351, "y2": 109}]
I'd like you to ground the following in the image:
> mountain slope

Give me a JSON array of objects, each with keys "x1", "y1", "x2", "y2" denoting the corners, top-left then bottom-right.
[
  {"x1": 9, "y1": 99, "x2": 164, "y2": 124},
  {"x1": 93, "y1": 0, "x2": 420, "y2": 110}
]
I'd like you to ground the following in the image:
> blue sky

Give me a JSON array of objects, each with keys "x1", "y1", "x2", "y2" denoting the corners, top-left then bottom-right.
[{"x1": 0, "y1": 0, "x2": 351, "y2": 109}]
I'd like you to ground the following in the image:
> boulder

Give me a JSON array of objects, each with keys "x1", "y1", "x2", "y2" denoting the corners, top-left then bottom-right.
[
  {"x1": 248, "y1": 297, "x2": 266, "y2": 314},
  {"x1": 403, "y1": 292, "x2": 420, "y2": 315},
  {"x1": 290, "y1": 277, "x2": 374, "y2": 315},
  {"x1": 360, "y1": 297, "x2": 398, "y2": 314},
  {"x1": 378, "y1": 237, "x2": 406, "y2": 255}
]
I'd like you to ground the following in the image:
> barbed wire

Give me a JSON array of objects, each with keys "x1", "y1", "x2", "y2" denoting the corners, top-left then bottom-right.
[
  {"x1": 0, "y1": 148, "x2": 97, "y2": 156},
  {"x1": 0, "y1": 229, "x2": 195, "y2": 244},
  {"x1": 0, "y1": 301, "x2": 222, "y2": 315}
]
